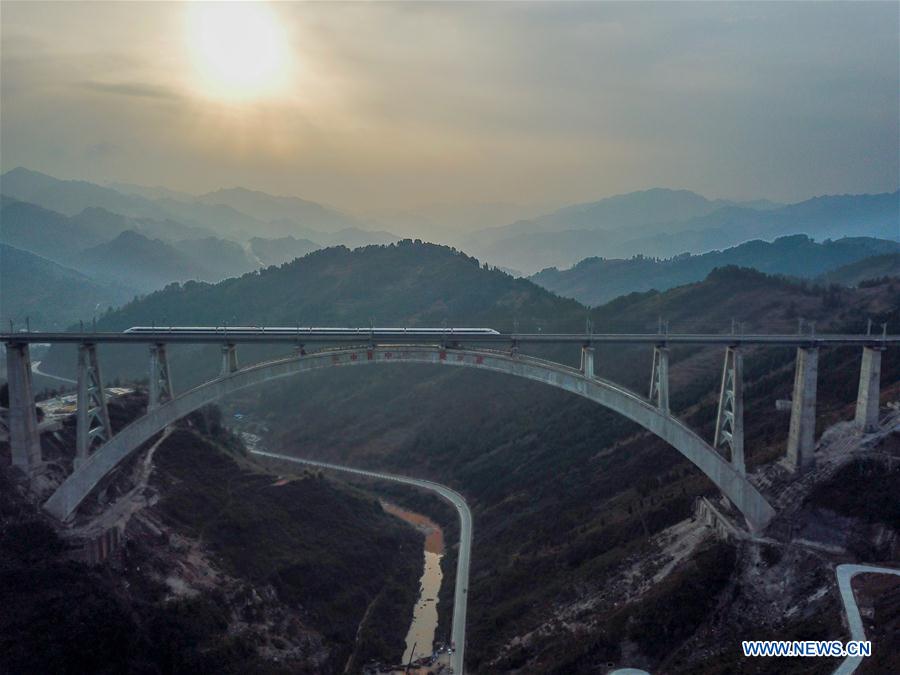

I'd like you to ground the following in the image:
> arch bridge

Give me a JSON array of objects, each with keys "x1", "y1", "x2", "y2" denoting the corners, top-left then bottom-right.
[{"x1": 2, "y1": 327, "x2": 896, "y2": 532}]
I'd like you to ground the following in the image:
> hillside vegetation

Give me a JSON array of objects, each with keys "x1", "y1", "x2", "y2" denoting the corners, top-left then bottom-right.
[
  {"x1": 0, "y1": 244, "x2": 134, "y2": 330},
  {"x1": 818, "y1": 253, "x2": 899, "y2": 287},
  {"x1": 0, "y1": 400, "x2": 420, "y2": 673}
]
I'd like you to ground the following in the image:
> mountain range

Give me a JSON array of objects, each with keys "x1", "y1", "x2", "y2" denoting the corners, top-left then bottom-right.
[
  {"x1": 819, "y1": 253, "x2": 900, "y2": 287},
  {"x1": 530, "y1": 234, "x2": 900, "y2": 306},
  {"x1": 465, "y1": 188, "x2": 899, "y2": 273},
  {"x1": 0, "y1": 197, "x2": 258, "y2": 293},
  {"x1": 3, "y1": 166, "x2": 897, "y2": 329},
  {"x1": 0, "y1": 244, "x2": 133, "y2": 330},
  {"x1": 1, "y1": 167, "x2": 398, "y2": 245},
  {"x1": 0, "y1": 168, "x2": 405, "y2": 316}
]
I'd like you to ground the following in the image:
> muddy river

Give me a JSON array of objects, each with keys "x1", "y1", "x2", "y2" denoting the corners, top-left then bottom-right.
[{"x1": 381, "y1": 501, "x2": 445, "y2": 664}]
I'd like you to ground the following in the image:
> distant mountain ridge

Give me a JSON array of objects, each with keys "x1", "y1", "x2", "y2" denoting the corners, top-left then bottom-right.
[
  {"x1": 0, "y1": 169, "x2": 405, "y2": 312},
  {"x1": 198, "y1": 187, "x2": 358, "y2": 235},
  {"x1": 0, "y1": 196, "x2": 140, "y2": 263},
  {"x1": 468, "y1": 188, "x2": 899, "y2": 272},
  {"x1": 0, "y1": 196, "x2": 258, "y2": 292},
  {"x1": 1, "y1": 167, "x2": 398, "y2": 245},
  {"x1": 249, "y1": 236, "x2": 321, "y2": 267},
  {"x1": 470, "y1": 188, "x2": 728, "y2": 246},
  {"x1": 818, "y1": 253, "x2": 900, "y2": 287},
  {"x1": 530, "y1": 235, "x2": 899, "y2": 305},
  {"x1": 0, "y1": 244, "x2": 134, "y2": 329}
]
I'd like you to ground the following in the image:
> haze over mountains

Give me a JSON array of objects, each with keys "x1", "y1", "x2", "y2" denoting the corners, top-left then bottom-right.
[
  {"x1": 0, "y1": 167, "x2": 403, "y2": 311},
  {"x1": 464, "y1": 188, "x2": 899, "y2": 273},
  {"x1": 0, "y1": 167, "x2": 398, "y2": 248},
  {"x1": 0, "y1": 244, "x2": 134, "y2": 330},
  {"x1": 1, "y1": 166, "x2": 897, "y2": 331},
  {"x1": 531, "y1": 235, "x2": 900, "y2": 306}
]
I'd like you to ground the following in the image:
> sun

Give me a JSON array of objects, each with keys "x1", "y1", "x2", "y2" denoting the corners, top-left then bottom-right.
[{"x1": 186, "y1": 2, "x2": 292, "y2": 101}]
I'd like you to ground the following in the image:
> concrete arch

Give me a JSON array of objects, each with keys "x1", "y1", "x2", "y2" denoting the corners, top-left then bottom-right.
[{"x1": 44, "y1": 346, "x2": 776, "y2": 531}]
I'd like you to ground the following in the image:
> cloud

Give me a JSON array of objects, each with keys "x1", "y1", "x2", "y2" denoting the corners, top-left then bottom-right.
[
  {"x1": 0, "y1": 1, "x2": 897, "y2": 210},
  {"x1": 81, "y1": 81, "x2": 182, "y2": 101}
]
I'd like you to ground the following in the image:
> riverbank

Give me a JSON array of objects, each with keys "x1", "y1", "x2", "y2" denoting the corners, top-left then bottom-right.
[
  {"x1": 382, "y1": 501, "x2": 445, "y2": 664},
  {"x1": 249, "y1": 451, "x2": 471, "y2": 675}
]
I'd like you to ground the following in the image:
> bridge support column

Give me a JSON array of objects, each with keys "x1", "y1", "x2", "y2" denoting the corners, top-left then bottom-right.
[
  {"x1": 649, "y1": 346, "x2": 670, "y2": 414},
  {"x1": 855, "y1": 347, "x2": 883, "y2": 433},
  {"x1": 148, "y1": 344, "x2": 174, "y2": 410},
  {"x1": 76, "y1": 344, "x2": 111, "y2": 467},
  {"x1": 786, "y1": 347, "x2": 818, "y2": 473},
  {"x1": 220, "y1": 344, "x2": 239, "y2": 377},
  {"x1": 580, "y1": 347, "x2": 595, "y2": 378},
  {"x1": 714, "y1": 347, "x2": 744, "y2": 475},
  {"x1": 5, "y1": 342, "x2": 41, "y2": 473}
]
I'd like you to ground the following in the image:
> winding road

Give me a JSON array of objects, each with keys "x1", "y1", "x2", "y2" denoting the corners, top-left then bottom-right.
[
  {"x1": 832, "y1": 563, "x2": 900, "y2": 675},
  {"x1": 250, "y1": 449, "x2": 472, "y2": 675},
  {"x1": 31, "y1": 360, "x2": 76, "y2": 385}
]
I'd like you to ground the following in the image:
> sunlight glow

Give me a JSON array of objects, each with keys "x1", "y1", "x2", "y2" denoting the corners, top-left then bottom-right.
[{"x1": 186, "y1": 2, "x2": 292, "y2": 101}]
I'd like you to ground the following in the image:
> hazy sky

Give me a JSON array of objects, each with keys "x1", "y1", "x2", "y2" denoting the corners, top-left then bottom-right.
[{"x1": 2, "y1": 1, "x2": 897, "y2": 212}]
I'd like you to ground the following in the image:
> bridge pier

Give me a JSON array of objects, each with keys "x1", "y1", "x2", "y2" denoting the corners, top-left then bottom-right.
[
  {"x1": 855, "y1": 347, "x2": 883, "y2": 433},
  {"x1": 714, "y1": 347, "x2": 744, "y2": 475},
  {"x1": 786, "y1": 347, "x2": 818, "y2": 473},
  {"x1": 649, "y1": 346, "x2": 670, "y2": 414},
  {"x1": 76, "y1": 344, "x2": 112, "y2": 467},
  {"x1": 4, "y1": 342, "x2": 42, "y2": 474},
  {"x1": 580, "y1": 347, "x2": 595, "y2": 378},
  {"x1": 220, "y1": 344, "x2": 239, "y2": 377},
  {"x1": 148, "y1": 344, "x2": 174, "y2": 410}
]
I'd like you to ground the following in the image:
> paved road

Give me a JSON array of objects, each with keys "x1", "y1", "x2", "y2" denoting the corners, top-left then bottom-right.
[
  {"x1": 833, "y1": 563, "x2": 900, "y2": 675},
  {"x1": 250, "y1": 450, "x2": 472, "y2": 675},
  {"x1": 31, "y1": 360, "x2": 76, "y2": 385}
]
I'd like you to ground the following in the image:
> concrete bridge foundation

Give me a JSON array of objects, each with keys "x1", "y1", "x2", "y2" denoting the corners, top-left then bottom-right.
[
  {"x1": 5, "y1": 343, "x2": 41, "y2": 474},
  {"x1": 786, "y1": 347, "x2": 818, "y2": 473},
  {"x1": 580, "y1": 346, "x2": 595, "y2": 378},
  {"x1": 220, "y1": 344, "x2": 239, "y2": 377},
  {"x1": 649, "y1": 346, "x2": 670, "y2": 414},
  {"x1": 855, "y1": 347, "x2": 882, "y2": 433},
  {"x1": 148, "y1": 344, "x2": 174, "y2": 410}
]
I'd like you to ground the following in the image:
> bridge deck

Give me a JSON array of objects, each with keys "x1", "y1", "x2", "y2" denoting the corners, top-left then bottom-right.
[{"x1": 2, "y1": 330, "x2": 897, "y2": 347}]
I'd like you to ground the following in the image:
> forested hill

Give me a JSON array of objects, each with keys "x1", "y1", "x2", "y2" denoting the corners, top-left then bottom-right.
[
  {"x1": 40, "y1": 241, "x2": 585, "y2": 382},
  {"x1": 0, "y1": 244, "x2": 133, "y2": 330},
  {"x1": 819, "y1": 253, "x2": 900, "y2": 287},
  {"x1": 530, "y1": 235, "x2": 899, "y2": 306},
  {"x1": 87, "y1": 240, "x2": 586, "y2": 333}
]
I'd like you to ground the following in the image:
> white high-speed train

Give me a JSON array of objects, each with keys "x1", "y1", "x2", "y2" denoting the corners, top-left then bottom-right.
[{"x1": 123, "y1": 326, "x2": 501, "y2": 336}]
